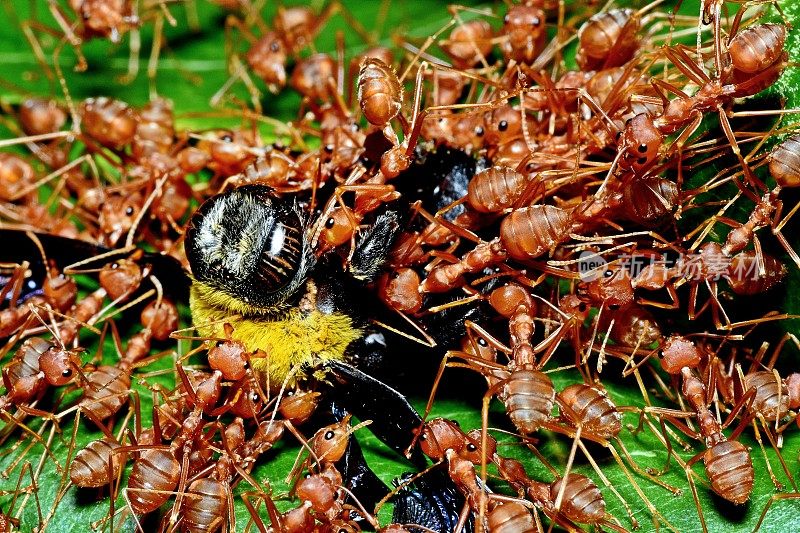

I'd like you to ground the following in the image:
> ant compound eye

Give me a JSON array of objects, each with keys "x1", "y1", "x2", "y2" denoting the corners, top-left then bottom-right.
[
  {"x1": 324, "y1": 144, "x2": 333, "y2": 153},
  {"x1": 477, "y1": 337, "x2": 488, "y2": 347},
  {"x1": 578, "y1": 303, "x2": 588, "y2": 312},
  {"x1": 603, "y1": 269, "x2": 614, "y2": 278},
  {"x1": 504, "y1": 14, "x2": 511, "y2": 24},
  {"x1": 609, "y1": 304, "x2": 620, "y2": 311},
  {"x1": 325, "y1": 217, "x2": 336, "y2": 228},
  {"x1": 531, "y1": 16, "x2": 541, "y2": 26},
  {"x1": 450, "y1": 419, "x2": 460, "y2": 426},
  {"x1": 221, "y1": 134, "x2": 233, "y2": 142},
  {"x1": 499, "y1": 120, "x2": 508, "y2": 131},
  {"x1": 270, "y1": 41, "x2": 280, "y2": 53},
  {"x1": 475, "y1": 126, "x2": 484, "y2": 137},
  {"x1": 111, "y1": 262, "x2": 119, "y2": 269},
  {"x1": 251, "y1": 393, "x2": 260, "y2": 403},
  {"x1": 466, "y1": 443, "x2": 477, "y2": 452},
  {"x1": 637, "y1": 157, "x2": 648, "y2": 165},
  {"x1": 125, "y1": 206, "x2": 135, "y2": 216},
  {"x1": 324, "y1": 430, "x2": 335, "y2": 440},
  {"x1": 638, "y1": 144, "x2": 649, "y2": 153},
  {"x1": 62, "y1": 368, "x2": 72, "y2": 377}
]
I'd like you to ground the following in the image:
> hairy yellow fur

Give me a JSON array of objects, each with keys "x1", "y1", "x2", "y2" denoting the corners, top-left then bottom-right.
[{"x1": 190, "y1": 281, "x2": 361, "y2": 388}]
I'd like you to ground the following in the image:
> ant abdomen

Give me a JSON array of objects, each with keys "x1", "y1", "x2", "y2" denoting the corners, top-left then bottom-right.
[
  {"x1": 558, "y1": 384, "x2": 622, "y2": 440},
  {"x1": 501, "y1": 205, "x2": 571, "y2": 261},
  {"x1": 488, "y1": 501, "x2": 536, "y2": 533},
  {"x1": 502, "y1": 369, "x2": 555, "y2": 434},
  {"x1": 743, "y1": 371, "x2": 789, "y2": 422},
  {"x1": 549, "y1": 473, "x2": 606, "y2": 524},
  {"x1": 768, "y1": 133, "x2": 800, "y2": 188},
  {"x1": 704, "y1": 440, "x2": 754, "y2": 505},
  {"x1": 728, "y1": 24, "x2": 786, "y2": 74},
  {"x1": 70, "y1": 438, "x2": 127, "y2": 488},
  {"x1": 182, "y1": 478, "x2": 228, "y2": 533}
]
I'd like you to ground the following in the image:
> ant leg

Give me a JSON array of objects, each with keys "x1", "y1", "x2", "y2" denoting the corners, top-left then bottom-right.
[
  {"x1": 749, "y1": 419, "x2": 784, "y2": 490},
  {"x1": 753, "y1": 492, "x2": 800, "y2": 533},
  {"x1": 718, "y1": 107, "x2": 768, "y2": 194},
  {"x1": 771, "y1": 198, "x2": 800, "y2": 270},
  {"x1": 574, "y1": 439, "x2": 640, "y2": 530},
  {"x1": 46, "y1": 0, "x2": 87, "y2": 71},
  {"x1": 147, "y1": 13, "x2": 166, "y2": 99},
  {"x1": 683, "y1": 451, "x2": 710, "y2": 533}
]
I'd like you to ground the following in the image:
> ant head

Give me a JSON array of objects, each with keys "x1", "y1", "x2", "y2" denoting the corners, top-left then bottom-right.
[
  {"x1": 503, "y1": 5, "x2": 545, "y2": 37},
  {"x1": 19, "y1": 98, "x2": 66, "y2": 136},
  {"x1": 140, "y1": 298, "x2": 179, "y2": 341},
  {"x1": 489, "y1": 283, "x2": 535, "y2": 318},
  {"x1": 39, "y1": 346, "x2": 83, "y2": 386},
  {"x1": 483, "y1": 104, "x2": 521, "y2": 146},
  {"x1": 418, "y1": 418, "x2": 465, "y2": 461},
  {"x1": 227, "y1": 377, "x2": 266, "y2": 419},
  {"x1": 207, "y1": 338, "x2": 249, "y2": 381},
  {"x1": 43, "y1": 267, "x2": 77, "y2": 312},
  {"x1": 247, "y1": 32, "x2": 288, "y2": 89},
  {"x1": 618, "y1": 114, "x2": 662, "y2": 173},
  {"x1": 311, "y1": 416, "x2": 352, "y2": 464},
  {"x1": 559, "y1": 294, "x2": 590, "y2": 321},
  {"x1": 279, "y1": 389, "x2": 321, "y2": 424},
  {"x1": 99, "y1": 258, "x2": 142, "y2": 301},
  {"x1": 661, "y1": 335, "x2": 701, "y2": 375},
  {"x1": 99, "y1": 193, "x2": 143, "y2": 246},
  {"x1": 459, "y1": 428, "x2": 497, "y2": 464},
  {"x1": 581, "y1": 265, "x2": 635, "y2": 308}
]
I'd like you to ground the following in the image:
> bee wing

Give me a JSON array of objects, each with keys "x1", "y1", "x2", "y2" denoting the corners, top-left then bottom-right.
[{"x1": 0, "y1": 230, "x2": 189, "y2": 301}]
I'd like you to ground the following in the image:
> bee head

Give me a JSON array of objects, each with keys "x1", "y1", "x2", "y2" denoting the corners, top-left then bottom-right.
[{"x1": 185, "y1": 185, "x2": 313, "y2": 311}]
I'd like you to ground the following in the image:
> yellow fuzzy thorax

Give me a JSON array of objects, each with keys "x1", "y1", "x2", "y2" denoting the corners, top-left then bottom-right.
[{"x1": 190, "y1": 281, "x2": 362, "y2": 389}]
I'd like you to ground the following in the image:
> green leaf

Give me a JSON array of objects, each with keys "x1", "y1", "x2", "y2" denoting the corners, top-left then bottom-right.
[{"x1": 1, "y1": 1, "x2": 800, "y2": 532}]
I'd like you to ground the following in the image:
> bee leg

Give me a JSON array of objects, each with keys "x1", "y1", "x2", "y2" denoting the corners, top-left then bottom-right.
[
  {"x1": 392, "y1": 468, "x2": 474, "y2": 533},
  {"x1": 348, "y1": 210, "x2": 400, "y2": 282}
]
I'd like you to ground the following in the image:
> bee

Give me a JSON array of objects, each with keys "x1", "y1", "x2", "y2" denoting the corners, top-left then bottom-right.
[{"x1": 184, "y1": 183, "x2": 403, "y2": 389}]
